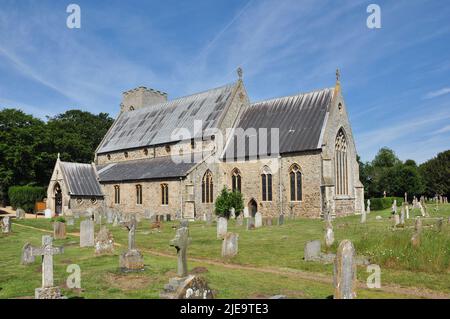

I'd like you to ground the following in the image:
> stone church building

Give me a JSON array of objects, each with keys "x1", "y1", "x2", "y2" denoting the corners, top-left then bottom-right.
[{"x1": 46, "y1": 69, "x2": 364, "y2": 219}]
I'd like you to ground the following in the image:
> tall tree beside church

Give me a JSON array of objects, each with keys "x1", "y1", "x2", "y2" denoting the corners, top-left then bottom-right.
[
  {"x1": 0, "y1": 109, "x2": 45, "y2": 204},
  {"x1": 419, "y1": 150, "x2": 450, "y2": 197}
]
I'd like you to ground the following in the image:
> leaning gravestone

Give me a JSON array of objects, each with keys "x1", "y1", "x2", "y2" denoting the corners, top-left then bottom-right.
[
  {"x1": 304, "y1": 240, "x2": 321, "y2": 261},
  {"x1": 254, "y1": 212, "x2": 262, "y2": 228},
  {"x1": 333, "y1": 240, "x2": 357, "y2": 299},
  {"x1": 80, "y1": 219, "x2": 95, "y2": 247},
  {"x1": 222, "y1": 233, "x2": 239, "y2": 258},
  {"x1": 53, "y1": 221, "x2": 66, "y2": 239},
  {"x1": 16, "y1": 208, "x2": 26, "y2": 220},
  {"x1": 95, "y1": 226, "x2": 114, "y2": 254},
  {"x1": 21, "y1": 242, "x2": 36, "y2": 265},
  {"x1": 31, "y1": 235, "x2": 64, "y2": 299},
  {"x1": 1, "y1": 216, "x2": 12, "y2": 233},
  {"x1": 217, "y1": 217, "x2": 228, "y2": 239}
]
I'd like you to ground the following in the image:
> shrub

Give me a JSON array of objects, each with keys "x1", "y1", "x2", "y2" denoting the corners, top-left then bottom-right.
[
  {"x1": 214, "y1": 187, "x2": 244, "y2": 219},
  {"x1": 369, "y1": 196, "x2": 404, "y2": 211},
  {"x1": 52, "y1": 216, "x2": 66, "y2": 223},
  {"x1": 8, "y1": 185, "x2": 46, "y2": 213}
]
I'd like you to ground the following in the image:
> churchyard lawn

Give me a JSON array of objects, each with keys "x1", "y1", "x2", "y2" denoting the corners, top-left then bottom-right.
[{"x1": 1, "y1": 204, "x2": 449, "y2": 299}]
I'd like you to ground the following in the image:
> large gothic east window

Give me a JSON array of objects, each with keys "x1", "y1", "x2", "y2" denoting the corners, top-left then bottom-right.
[
  {"x1": 335, "y1": 129, "x2": 349, "y2": 195},
  {"x1": 202, "y1": 170, "x2": 214, "y2": 203}
]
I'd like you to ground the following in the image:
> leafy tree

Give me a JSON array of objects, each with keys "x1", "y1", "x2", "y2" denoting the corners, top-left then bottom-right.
[
  {"x1": 215, "y1": 186, "x2": 232, "y2": 219},
  {"x1": 372, "y1": 147, "x2": 401, "y2": 168},
  {"x1": 419, "y1": 150, "x2": 450, "y2": 197},
  {"x1": 229, "y1": 191, "x2": 244, "y2": 217}
]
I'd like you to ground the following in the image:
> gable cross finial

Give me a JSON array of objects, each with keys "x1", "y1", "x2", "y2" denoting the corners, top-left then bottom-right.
[
  {"x1": 336, "y1": 68, "x2": 340, "y2": 83},
  {"x1": 237, "y1": 67, "x2": 243, "y2": 81},
  {"x1": 57, "y1": 153, "x2": 60, "y2": 160}
]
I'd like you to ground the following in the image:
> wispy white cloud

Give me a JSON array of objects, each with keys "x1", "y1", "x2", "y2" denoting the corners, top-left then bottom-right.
[
  {"x1": 432, "y1": 124, "x2": 450, "y2": 135},
  {"x1": 424, "y1": 87, "x2": 450, "y2": 99}
]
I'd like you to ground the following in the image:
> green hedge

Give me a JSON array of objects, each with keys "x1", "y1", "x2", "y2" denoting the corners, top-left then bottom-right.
[
  {"x1": 368, "y1": 197, "x2": 404, "y2": 211},
  {"x1": 8, "y1": 186, "x2": 46, "y2": 213}
]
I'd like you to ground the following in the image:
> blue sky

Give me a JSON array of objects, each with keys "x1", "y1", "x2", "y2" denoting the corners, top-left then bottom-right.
[{"x1": 0, "y1": 0, "x2": 449, "y2": 163}]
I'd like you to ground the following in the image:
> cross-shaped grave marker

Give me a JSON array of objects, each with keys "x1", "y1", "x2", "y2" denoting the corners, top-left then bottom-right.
[
  {"x1": 170, "y1": 225, "x2": 191, "y2": 277},
  {"x1": 31, "y1": 235, "x2": 64, "y2": 288}
]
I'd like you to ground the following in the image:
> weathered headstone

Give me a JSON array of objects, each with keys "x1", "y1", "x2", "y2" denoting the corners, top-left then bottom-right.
[
  {"x1": 16, "y1": 208, "x2": 26, "y2": 219},
  {"x1": 1, "y1": 216, "x2": 12, "y2": 233},
  {"x1": 119, "y1": 217, "x2": 144, "y2": 271},
  {"x1": 230, "y1": 208, "x2": 235, "y2": 219},
  {"x1": 106, "y1": 209, "x2": 114, "y2": 224},
  {"x1": 394, "y1": 214, "x2": 400, "y2": 227},
  {"x1": 166, "y1": 214, "x2": 171, "y2": 222},
  {"x1": 400, "y1": 206, "x2": 405, "y2": 225},
  {"x1": 32, "y1": 235, "x2": 64, "y2": 299},
  {"x1": 325, "y1": 226, "x2": 335, "y2": 247},
  {"x1": 221, "y1": 232, "x2": 239, "y2": 258},
  {"x1": 246, "y1": 217, "x2": 255, "y2": 230},
  {"x1": 95, "y1": 226, "x2": 114, "y2": 254},
  {"x1": 243, "y1": 207, "x2": 249, "y2": 218},
  {"x1": 66, "y1": 217, "x2": 74, "y2": 226},
  {"x1": 392, "y1": 200, "x2": 397, "y2": 215},
  {"x1": 161, "y1": 275, "x2": 214, "y2": 299},
  {"x1": 80, "y1": 219, "x2": 95, "y2": 247},
  {"x1": 360, "y1": 209, "x2": 366, "y2": 224},
  {"x1": 333, "y1": 240, "x2": 356, "y2": 299},
  {"x1": 170, "y1": 225, "x2": 191, "y2": 277},
  {"x1": 206, "y1": 213, "x2": 213, "y2": 226},
  {"x1": 405, "y1": 204, "x2": 410, "y2": 219},
  {"x1": 254, "y1": 212, "x2": 262, "y2": 228},
  {"x1": 53, "y1": 221, "x2": 66, "y2": 239},
  {"x1": 278, "y1": 214, "x2": 285, "y2": 226},
  {"x1": 21, "y1": 242, "x2": 35, "y2": 265},
  {"x1": 304, "y1": 240, "x2": 321, "y2": 261},
  {"x1": 266, "y1": 217, "x2": 273, "y2": 226},
  {"x1": 411, "y1": 218, "x2": 422, "y2": 247},
  {"x1": 217, "y1": 217, "x2": 228, "y2": 239},
  {"x1": 366, "y1": 199, "x2": 371, "y2": 214},
  {"x1": 236, "y1": 215, "x2": 243, "y2": 226},
  {"x1": 435, "y1": 218, "x2": 443, "y2": 232}
]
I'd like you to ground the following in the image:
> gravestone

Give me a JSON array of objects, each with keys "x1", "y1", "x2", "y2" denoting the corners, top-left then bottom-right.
[
  {"x1": 144, "y1": 209, "x2": 152, "y2": 220},
  {"x1": 32, "y1": 235, "x2": 64, "y2": 299},
  {"x1": 112, "y1": 214, "x2": 119, "y2": 227},
  {"x1": 246, "y1": 217, "x2": 255, "y2": 230},
  {"x1": 230, "y1": 208, "x2": 235, "y2": 219},
  {"x1": 392, "y1": 200, "x2": 397, "y2": 214},
  {"x1": 366, "y1": 199, "x2": 371, "y2": 214},
  {"x1": 166, "y1": 214, "x2": 171, "y2": 222},
  {"x1": 170, "y1": 225, "x2": 191, "y2": 277},
  {"x1": 95, "y1": 226, "x2": 114, "y2": 254},
  {"x1": 236, "y1": 215, "x2": 243, "y2": 226},
  {"x1": 304, "y1": 240, "x2": 321, "y2": 261},
  {"x1": 66, "y1": 217, "x2": 74, "y2": 226},
  {"x1": 206, "y1": 213, "x2": 213, "y2": 226},
  {"x1": 278, "y1": 214, "x2": 285, "y2": 226},
  {"x1": 436, "y1": 218, "x2": 443, "y2": 232},
  {"x1": 217, "y1": 217, "x2": 228, "y2": 239},
  {"x1": 400, "y1": 206, "x2": 405, "y2": 225},
  {"x1": 21, "y1": 242, "x2": 35, "y2": 265},
  {"x1": 119, "y1": 217, "x2": 144, "y2": 271},
  {"x1": 325, "y1": 226, "x2": 335, "y2": 247},
  {"x1": 16, "y1": 208, "x2": 26, "y2": 219},
  {"x1": 243, "y1": 207, "x2": 249, "y2": 218},
  {"x1": 394, "y1": 214, "x2": 400, "y2": 227},
  {"x1": 80, "y1": 219, "x2": 95, "y2": 247},
  {"x1": 411, "y1": 218, "x2": 422, "y2": 247},
  {"x1": 221, "y1": 232, "x2": 239, "y2": 258},
  {"x1": 360, "y1": 209, "x2": 366, "y2": 224},
  {"x1": 1, "y1": 216, "x2": 12, "y2": 233},
  {"x1": 405, "y1": 204, "x2": 410, "y2": 219},
  {"x1": 106, "y1": 209, "x2": 114, "y2": 224},
  {"x1": 265, "y1": 217, "x2": 273, "y2": 226},
  {"x1": 161, "y1": 275, "x2": 214, "y2": 299},
  {"x1": 333, "y1": 240, "x2": 356, "y2": 299},
  {"x1": 254, "y1": 212, "x2": 262, "y2": 228},
  {"x1": 53, "y1": 222, "x2": 66, "y2": 239}
]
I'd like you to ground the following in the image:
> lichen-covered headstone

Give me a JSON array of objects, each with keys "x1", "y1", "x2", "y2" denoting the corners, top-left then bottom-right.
[
  {"x1": 1, "y1": 216, "x2": 12, "y2": 233},
  {"x1": 254, "y1": 212, "x2": 262, "y2": 228},
  {"x1": 53, "y1": 222, "x2": 66, "y2": 239},
  {"x1": 221, "y1": 232, "x2": 238, "y2": 258},
  {"x1": 170, "y1": 225, "x2": 191, "y2": 277},
  {"x1": 304, "y1": 240, "x2": 321, "y2": 261},
  {"x1": 161, "y1": 275, "x2": 214, "y2": 299},
  {"x1": 21, "y1": 242, "x2": 35, "y2": 265},
  {"x1": 411, "y1": 218, "x2": 422, "y2": 248},
  {"x1": 80, "y1": 219, "x2": 95, "y2": 247},
  {"x1": 16, "y1": 208, "x2": 26, "y2": 219},
  {"x1": 95, "y1": 226, "x2": 114, "y2": 254},
  {"x1": 333, "y1": 240, "x2": 357, "y2": 299},
  {"x1": 217, "y1": 217, "x2": 227, "y2": 239},
  {"x1": 325, "y1": 227, "x2": 335, "y2": 248},
  {"x1": 246, "y1": 217, "x2": 255, "y2": 230}
]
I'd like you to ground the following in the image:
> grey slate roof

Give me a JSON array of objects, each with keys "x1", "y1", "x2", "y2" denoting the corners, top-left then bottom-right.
[
  {"x1": 97, "y1": 83, "x2": 237, "y2": 154},
  {"x1": 97, "y1": 156, "x2": 197, "y2": 182},
  {"x1": 59, "y1": 162, "x2": 103, "y2": 196},
  {"x1": 223, "y1": 88, "x2": 333, "y2": 160}
]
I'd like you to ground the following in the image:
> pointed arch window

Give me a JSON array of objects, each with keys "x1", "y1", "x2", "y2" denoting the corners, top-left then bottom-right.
[
  {"x1": 335, "y1": 128, "x2": 349, "y2": 195},
  {"x1": 114, "y1": 185, "x2": 120, "y2": 204},
  {"x1": 231, "y1": 168, "x2": 242, "y2": 193},
  {"x1": 261, "y1": 166, "x2": 272, "y2": 201},
  {"x1": 161, "y1": 184, "x2": 169, "y2": 205},
  {"x1": 202, "y1": 170, "x2": 214, "y2": 203},
  {"x1": 289, "y1": 164, "x2": 302, "y2": 201}
]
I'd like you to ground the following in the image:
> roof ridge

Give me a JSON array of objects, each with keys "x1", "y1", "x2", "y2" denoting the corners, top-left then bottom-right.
[
  {"x1": 251, "y1": 87, "x2": 334, "y2": 106},
  {"x1": 60, "y1": 161, "x2": 92, "y2": 166}
]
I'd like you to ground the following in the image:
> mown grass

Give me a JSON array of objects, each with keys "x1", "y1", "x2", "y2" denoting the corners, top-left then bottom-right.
[{"x1": 1, "y1": 204, "x2": 449, "y2": 298}]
